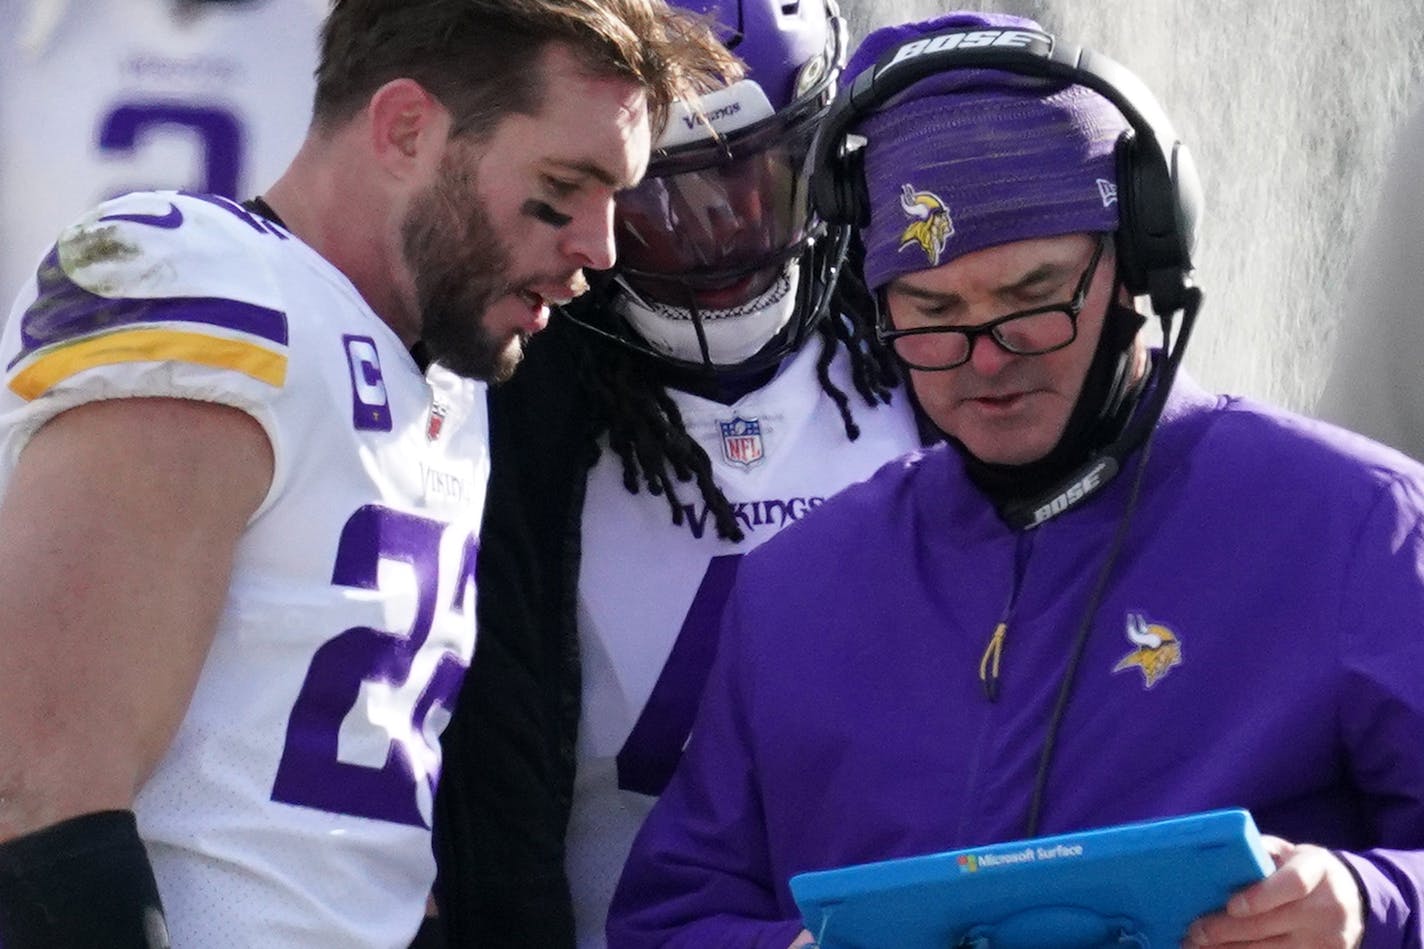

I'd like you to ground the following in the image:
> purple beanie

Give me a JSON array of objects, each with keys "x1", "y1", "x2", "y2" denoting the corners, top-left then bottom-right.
[{"x1": 847, "y1": 12, "x2": 1128, "y2": 291}]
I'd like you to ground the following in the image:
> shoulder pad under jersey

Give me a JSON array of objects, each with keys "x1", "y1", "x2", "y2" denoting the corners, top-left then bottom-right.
[{"x1": 5, "y1": 190, "x2": 292, "y2": 403}]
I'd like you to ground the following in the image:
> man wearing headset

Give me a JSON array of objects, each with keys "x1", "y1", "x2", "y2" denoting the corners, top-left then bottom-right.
[{"x1": 608, "y1": 12, "x2": 1424, "y2": 949}]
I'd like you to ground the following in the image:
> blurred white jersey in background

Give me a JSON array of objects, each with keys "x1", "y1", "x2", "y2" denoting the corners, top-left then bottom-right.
[{"x1": 0, "y1": 0, "x2": 325, "y2": 310}]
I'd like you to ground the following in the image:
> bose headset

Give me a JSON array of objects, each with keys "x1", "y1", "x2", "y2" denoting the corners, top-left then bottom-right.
[{"x1": 808, "y1": 24, "x2": 1206, "y2": 530}]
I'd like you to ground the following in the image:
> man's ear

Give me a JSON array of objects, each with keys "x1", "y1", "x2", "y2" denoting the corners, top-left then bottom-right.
[{"x1": 366, "y1": 78, "x2": 449, "y2": 180}]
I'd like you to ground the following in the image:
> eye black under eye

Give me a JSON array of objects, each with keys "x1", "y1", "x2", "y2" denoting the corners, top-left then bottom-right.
[{"x1": 522, "y1": 199, "x2": 572, "y2": 228}]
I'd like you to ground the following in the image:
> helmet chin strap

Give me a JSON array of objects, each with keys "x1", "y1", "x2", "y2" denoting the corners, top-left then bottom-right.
[
  {"x1": 612, "y1": 264, "x2": 802, "y2": 368},
  {"x1": 557, "y1": 225, "x2": 851, "y2": 376}
]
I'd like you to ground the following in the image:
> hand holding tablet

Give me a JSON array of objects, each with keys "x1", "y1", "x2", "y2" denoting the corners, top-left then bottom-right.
[{"x1": 790, "y1": 809, "x2": 1274, "y2": 948}]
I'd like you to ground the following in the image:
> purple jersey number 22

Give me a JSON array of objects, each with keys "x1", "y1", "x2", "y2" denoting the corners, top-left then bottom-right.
[{"x1": 272, "y1": 504, "x2": 474, "y2": 827}]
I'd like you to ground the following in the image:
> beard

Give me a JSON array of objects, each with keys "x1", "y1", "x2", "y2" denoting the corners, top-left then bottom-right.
[{"x1": 401, "y1": 156, "x2": 527, "y2": 384}]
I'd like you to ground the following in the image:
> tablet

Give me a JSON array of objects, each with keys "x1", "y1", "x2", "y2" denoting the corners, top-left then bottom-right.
[{"x1": 790, "y1": 808, "x2": 1274, "y2": 949}]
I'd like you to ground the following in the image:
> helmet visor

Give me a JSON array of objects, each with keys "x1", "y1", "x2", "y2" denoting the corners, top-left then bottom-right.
[{"x1": 613, "y1": 102, "x2": 823, "y2": 310}]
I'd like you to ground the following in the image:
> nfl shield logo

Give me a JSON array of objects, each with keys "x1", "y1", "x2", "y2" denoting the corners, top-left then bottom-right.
[
  {"x1": 719, "y1": 416, "x2": 764, "y2": 469},
  {"x1": 427, "y1": 399, "x2": 449, "y2": 441}
]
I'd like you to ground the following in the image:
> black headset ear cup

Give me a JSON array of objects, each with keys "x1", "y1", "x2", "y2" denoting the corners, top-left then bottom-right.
[
  {"x1": 1112, "y1": 129, "x2": 1147, "y2": 296},
  {"x1": 841, "y1": 144, "x2": 869, "y2": 227},
  {"x1": 810, "y1": 121, "x2": 867, "y2": 227},
  {"x1": 1112, "y1": 125, "x2": 1193, "y2": 311},
  {"x1": 810, "y1": 143, "x2": 837, "y2": 222}
]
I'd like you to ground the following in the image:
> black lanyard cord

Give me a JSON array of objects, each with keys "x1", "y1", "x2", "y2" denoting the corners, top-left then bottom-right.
[
  {"x1": 1019, "y1": 285, "x2": 1203, "y2": 837},
  {"x1": 1023, "y1": 421, "x2": 1156, "y2": 837}
]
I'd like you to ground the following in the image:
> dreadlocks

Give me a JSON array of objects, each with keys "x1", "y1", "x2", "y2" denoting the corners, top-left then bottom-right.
[{"x1": 577, "y1": 237, "x2": 901, "y2": 542}]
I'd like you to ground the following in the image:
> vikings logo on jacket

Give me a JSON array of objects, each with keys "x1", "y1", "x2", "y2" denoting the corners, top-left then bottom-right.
[
  {"x1": 896, "y1": 184, "x2": 953, "y2": 267},
  {"x1": 1112, "y1": 612, "x2": 1182, "y2": 688}
]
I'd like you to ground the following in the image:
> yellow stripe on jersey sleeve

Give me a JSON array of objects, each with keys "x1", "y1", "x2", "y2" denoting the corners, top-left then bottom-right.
[{"x1": 8, "y1": 327, "x2": 288, "y2": 401}]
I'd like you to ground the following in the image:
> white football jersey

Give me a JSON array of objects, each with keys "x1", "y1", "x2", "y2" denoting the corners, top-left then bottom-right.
[
  {"x1": 0, "y1": 191, "x2": 489, "y2": 948},
  {"x1": 0, "y1": 0, "x2": 325, "y2": 310},
  {"x1": 567, "y1": 342, "x2": 922, "y2": 946}
]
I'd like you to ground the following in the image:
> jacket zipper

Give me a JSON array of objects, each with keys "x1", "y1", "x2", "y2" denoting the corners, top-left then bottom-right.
[{"x1": 977, "y1": 530, "x2": 1035, "y2": 702}]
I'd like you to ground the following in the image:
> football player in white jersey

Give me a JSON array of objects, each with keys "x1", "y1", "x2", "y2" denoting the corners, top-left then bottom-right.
[
  {"x1": 0, "y1": 2, "x2": 734, "y2": 947},
  {"x1": 432, "y1": 1, "x2": 927, "y2": 945},
  {"x1": 0, "y1": 0, "x2": 328, "y2": 313}
]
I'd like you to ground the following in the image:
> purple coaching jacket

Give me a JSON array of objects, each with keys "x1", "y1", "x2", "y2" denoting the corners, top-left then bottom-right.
[{"x1": 610, "y1": 374, "x2": 1424, "y2": 949}]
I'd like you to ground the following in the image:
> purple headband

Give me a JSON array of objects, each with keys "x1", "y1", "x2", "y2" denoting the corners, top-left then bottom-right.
[{"x1": 846, "y1": 12, "x2": 1128, "y2": 291}]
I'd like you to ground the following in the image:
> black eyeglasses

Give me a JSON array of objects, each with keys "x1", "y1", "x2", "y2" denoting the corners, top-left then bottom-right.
[{"x1": 877, "y1": 236, "x2": 1109, "y2": 372}]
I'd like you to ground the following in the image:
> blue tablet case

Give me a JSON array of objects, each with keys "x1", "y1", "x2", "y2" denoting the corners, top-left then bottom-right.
[{"x1": 790, "y1": 808, "x2": 1273, "y2": 949}]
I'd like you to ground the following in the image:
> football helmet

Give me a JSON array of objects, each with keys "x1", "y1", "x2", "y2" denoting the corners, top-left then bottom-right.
[{"x1": 562, "y1": 0, "x2": 849, "y2": 373}]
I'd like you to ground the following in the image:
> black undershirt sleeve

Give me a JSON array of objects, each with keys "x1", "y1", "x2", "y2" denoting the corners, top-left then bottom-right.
[{"x1": 0, "y1": 810, "x2": 171, "y2": 949}]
